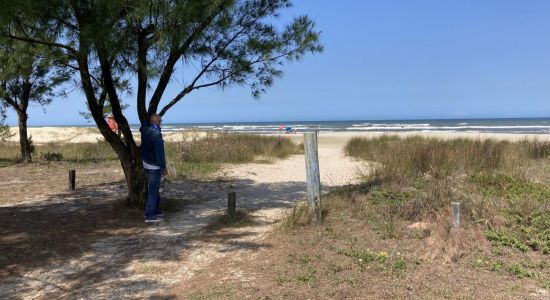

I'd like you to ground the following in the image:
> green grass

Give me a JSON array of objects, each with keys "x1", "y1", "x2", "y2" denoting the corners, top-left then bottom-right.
[
  {"x1": 471, "y1": 174, "x2": 550, "y2": 202},
  {"x1": 468, "y1": 174, "x2": 550, "y2": 254},
  {"x1": 485, "y1": 210, "x2": 550, "y2": 254},
  {"x1": 336, "y1": 248, "x2": 389, "y2": 264},
  {"x1": 473, "y1": 258, "x2": 549, "y2": 287}
]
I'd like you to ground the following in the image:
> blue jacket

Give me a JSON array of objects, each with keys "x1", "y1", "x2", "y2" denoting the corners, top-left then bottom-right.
[{"x1": 140, "y1": 122, "x2": 166, "y2": 170}]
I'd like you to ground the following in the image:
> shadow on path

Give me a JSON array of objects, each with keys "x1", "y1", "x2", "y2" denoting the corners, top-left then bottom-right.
[{"x1": 0, "y1": 178, "x2": 309, "y2": 298}]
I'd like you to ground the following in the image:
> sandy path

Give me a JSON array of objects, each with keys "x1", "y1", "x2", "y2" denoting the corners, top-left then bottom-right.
[
  {"x1": 1, "y1": 137, "x2": 362, "y2": 299},
  {"x1": 223, "y1": 136, "x2": 363, "y2": 186}
]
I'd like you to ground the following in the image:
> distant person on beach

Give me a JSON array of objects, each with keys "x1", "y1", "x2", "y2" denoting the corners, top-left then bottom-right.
[
  {"x1": 279, "y1": 125, "x2": 296, "y2": 134},
  {"x1": 140, "y1": 114, "x2": 167, "y2": 223}
]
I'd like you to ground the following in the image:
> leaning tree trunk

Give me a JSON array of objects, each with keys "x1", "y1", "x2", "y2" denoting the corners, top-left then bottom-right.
[
  {"x1": 119, "y1": 148, "x2": 148, "y2": 208},
  {"x1": 86, "y1": 108, "x2": 148, "y2": 207},
  {"x1": 78, "y1": 48, "x2": 150, "y2": 208},
  {"x1": 105, "y1": 135, "x2": 148, "y2": 208},
  {"x1": 16, "y1": 110, "x2": 32, "y2": 163}
]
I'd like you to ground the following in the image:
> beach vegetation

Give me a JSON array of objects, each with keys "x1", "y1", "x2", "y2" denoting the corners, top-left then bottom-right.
[
  {"x1": 342, "y1": 135, "x2": 550, "y2": 253},
  {"x1": 0, "y1": 0, "x2": 322, "y2": 207},
  {"x1": 175, "y1": 132, "x2": 299, "y2": 163},
  {"x1": 167, "y1": 132, "x2": 301, "y2": 180},
  {"x1": 273, "y1": 135, "x2": 550, "y2": 293},
  {"x1": 0, "y1": 122, "x2": 12, "y2": 141},
  {"x1": 0, "y1": 132, "x2": 299, "y2": 179},
  {"x1": 0, "y1": 32, "x2": 69, "y2": 163}
]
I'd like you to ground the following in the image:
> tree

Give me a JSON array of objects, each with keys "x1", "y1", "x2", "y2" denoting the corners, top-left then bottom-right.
[
  {"x1": 1, "y1": 0, "x2": 322, "y2": 206},
  {"x1": 0, "y1": 106, "x2": 13, "y2": 142},
  {"x1": 0, "y1": 36, "x2": 68, "y2": 162}
]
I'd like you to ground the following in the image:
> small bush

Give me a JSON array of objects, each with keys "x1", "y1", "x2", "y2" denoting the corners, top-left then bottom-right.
[
  {"x1": 40, "y1": 152, "x2": 64, "y2": 161},
  {"x1": 0, "y1": 125, "x2": 13, "y2": 141},
  {"x1": 28, "y1": 135, "x2": 35, "y2": 154},
  {"x1": 527, "y1": 139, "x2": 550, "y2": 159},
  {"x1": 278, "y1": 203, "x2": 311, "y2": 231}
]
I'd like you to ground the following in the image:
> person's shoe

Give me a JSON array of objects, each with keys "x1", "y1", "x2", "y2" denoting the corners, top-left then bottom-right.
[
  {"x1": 156, "y1": 211, "x2": 165, "y2": 218},
  {"x1": 145, "y1": 217, "x2": 163, "y2": 223}
]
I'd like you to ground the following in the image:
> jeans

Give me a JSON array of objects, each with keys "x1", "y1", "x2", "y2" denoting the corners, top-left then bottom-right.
[{"x1": 145, "y1": 169, "x2": 161, "y2": 218}]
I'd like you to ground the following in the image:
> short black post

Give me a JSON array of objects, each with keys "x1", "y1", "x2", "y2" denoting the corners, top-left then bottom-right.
[
  {"x1": 228, "y1": 191, "x2": 236, "y2": 218},
  {"x1": 69, "y1": 170, "x2": 76, "y2": 190}
]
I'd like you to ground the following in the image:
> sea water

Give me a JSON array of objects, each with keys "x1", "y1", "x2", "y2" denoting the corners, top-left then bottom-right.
[{"x1": 130, "y1": 118, "x2": 550, "y2": 135}]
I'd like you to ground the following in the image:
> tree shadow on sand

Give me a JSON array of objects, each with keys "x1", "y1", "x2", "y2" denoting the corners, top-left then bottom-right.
[{"x1": 0, "y1": 178, "x2": 311, "y2": 298}]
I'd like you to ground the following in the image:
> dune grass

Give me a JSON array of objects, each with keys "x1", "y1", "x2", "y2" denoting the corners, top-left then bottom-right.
[
  {"x1": 274, "y1": 135, "x2": 550, "y2": 294},
  {"x1": 0, "y1": 132, "x2": 301, "y2": 179},
  {"x1": 165, "y1": 132, "x2": 301, "y2": 179},
  {"x1": 283, "y1": 135, "x2": 550, "y2": 255}
]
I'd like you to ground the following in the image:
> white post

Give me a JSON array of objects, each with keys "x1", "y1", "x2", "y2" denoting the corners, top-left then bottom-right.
[
  {"x1": 304, "y1": 131, "x2": 322, "y2": 224},
  {"x1": 451, "y1": 202, "x2": 461, "y2": 231}
]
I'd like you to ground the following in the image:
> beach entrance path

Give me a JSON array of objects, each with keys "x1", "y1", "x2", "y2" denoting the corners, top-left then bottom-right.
[{"x1": 0, "y1": 134, "x2": 363, "y2": 299}]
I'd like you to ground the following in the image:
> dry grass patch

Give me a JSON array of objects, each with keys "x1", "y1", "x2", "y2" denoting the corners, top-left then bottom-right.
[
  {"x1": 165, "y1": 132, "x2": 301, "y2": 180},
  {"x1": 0, "y1": 132, "x2": 301, "y2": 180},
  {"x1": 262, "y1": 135, "x2": 550, "y2": 297}
]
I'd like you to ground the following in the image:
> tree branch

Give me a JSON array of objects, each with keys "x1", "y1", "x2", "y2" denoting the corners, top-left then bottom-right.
[
  {"x1": 136, "y1": 25, "x2": 148, "y2": 124},
  {"x1": 0, "y1": 84, "x2": 18, "y2": 109},
  {"x1": 3, "y1": 33, "x2": 78, "y2": 56},
  {"x1": 96, "y1": 46, "x2": 136, "y2": 149},
  {"x1": 147, "y1": 0, "x2": 233, "y2": 116},
  {"x1": 158, "y1": 43, "x2": 305, "y2": 117},
  {"x1": 158, "y1": 71, "x2": 234, "y2": 116},
  {"x1": 97, "y1": 90, "x2": 107, "y2": 115}
]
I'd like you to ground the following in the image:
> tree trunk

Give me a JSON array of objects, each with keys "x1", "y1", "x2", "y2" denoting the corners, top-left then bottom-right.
[
  {"x1": 76, "y1": 50, "x2": 147, "y2": 208},
  {"x1": 16, "y1": 110, "x2": 32, "y2": 163},
  {"x1": 90, "y1": 123, "x2": 148, "y2": 207},
  {"x1": 115, "y1": 141, "x2": 147, "y2": 208}
]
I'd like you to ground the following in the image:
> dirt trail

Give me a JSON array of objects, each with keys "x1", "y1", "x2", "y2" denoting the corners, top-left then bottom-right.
[{"x1": 1, "y1": 140, "x2": 363, "y2": 299}]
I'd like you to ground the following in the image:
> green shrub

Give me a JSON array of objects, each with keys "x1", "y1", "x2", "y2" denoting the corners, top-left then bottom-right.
[
  {"x1": 526, "y1": 139, "x2": 550, "y2": 159},
  {"x1": 40, "y1": 152, "x2": 64, "y2": 161},
  {"x1": 0, "y1": 125, "x2": 13, "y2": 141}
]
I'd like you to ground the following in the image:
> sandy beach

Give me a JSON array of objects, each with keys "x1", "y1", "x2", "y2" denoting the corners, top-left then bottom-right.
[{"x1": 8, "y1": 126, "x2": 550, "y2": 145}]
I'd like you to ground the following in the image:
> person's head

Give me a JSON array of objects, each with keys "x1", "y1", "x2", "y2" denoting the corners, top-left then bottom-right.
[{"x1": 150, "y1": 114, "x2": 162, "y2": 126}]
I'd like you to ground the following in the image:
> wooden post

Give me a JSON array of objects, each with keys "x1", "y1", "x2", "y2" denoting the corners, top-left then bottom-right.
[
  {"x1": 228, "y1": 191, "x2": 236, "y2": 218},
  {"x1": 68, "y1": 170, "x2": 76, "y2": 190},
  {"x1": 451, "y1": 202, "x2": 461, "y2": 231},
  {"x1": 304, "y1": 131, "x2": 322, "y2": 224},
  {"x1": 169, "y1": 165, "x2": 177, "y2": 177}
]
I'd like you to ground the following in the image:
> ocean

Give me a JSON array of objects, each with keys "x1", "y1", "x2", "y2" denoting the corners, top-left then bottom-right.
[{"x1": 134, "y1": 118, "x2": 550, "y2": 135}]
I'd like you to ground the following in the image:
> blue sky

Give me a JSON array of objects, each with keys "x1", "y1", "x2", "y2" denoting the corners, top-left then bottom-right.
[{"x1": 6, "y1": 0, "x2": 550, "y2": 126}]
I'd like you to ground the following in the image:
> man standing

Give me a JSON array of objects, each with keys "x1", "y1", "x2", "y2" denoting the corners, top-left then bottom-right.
[{"x1": 140, "y1": 114, "x2": 167, "y2": 223}]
